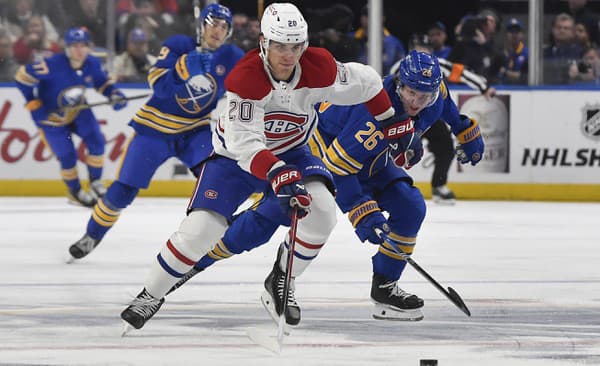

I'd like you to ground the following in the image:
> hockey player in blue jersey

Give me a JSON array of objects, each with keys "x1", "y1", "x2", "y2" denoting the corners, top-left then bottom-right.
[
  {"x1": 166, "y1": 50, "x2": 485, "y2": 321},
  {"x1": 66, "y1": 3, "x2": 245, "y2": 261},
  {"x1": 15, "y1": 27, "x2": 128, "y2": 207}
]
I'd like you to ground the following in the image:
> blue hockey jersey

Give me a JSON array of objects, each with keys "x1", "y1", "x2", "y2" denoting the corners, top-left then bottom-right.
[
  {"x1": 132, "y1": 34, "x2": 244, "y2": 137},
  {"x1": 15, "y1": 53, "x2": 116, "y2": 126},
  {"x1": 310, "y1": 75, "x2": 471, "y2": 211}
]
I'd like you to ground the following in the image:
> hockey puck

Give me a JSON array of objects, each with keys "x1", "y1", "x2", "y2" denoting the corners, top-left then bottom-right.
[{"x1": 420, "y1": 360, "x2": 438, "y2": 366}]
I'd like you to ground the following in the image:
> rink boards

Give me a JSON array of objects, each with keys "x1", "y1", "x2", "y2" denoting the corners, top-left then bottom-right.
[{"x1": 1, "y1": 84, "x2": 599, "y2": 201}]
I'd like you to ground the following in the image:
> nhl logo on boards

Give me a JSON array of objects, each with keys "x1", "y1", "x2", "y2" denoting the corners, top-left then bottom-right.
[
  {"x1": 422, "y1": 68, "x2": 432, "y2": 78},
  {"x1": 581, "y1": 103, "x2": 600, "y2": 140}
]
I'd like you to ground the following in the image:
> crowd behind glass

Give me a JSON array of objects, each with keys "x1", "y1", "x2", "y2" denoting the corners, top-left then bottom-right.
[{"x1": 0, "y1": 0, "x2": 599, "y2": 86}]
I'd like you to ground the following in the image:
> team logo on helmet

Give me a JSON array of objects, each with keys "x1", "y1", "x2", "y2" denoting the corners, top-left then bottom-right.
[
  {"x1": 581, "y1": 103, "x2": 600, "y2": 140},
  {"x1": 422, "y1": 68, "x2": 432, "y2": 77}
]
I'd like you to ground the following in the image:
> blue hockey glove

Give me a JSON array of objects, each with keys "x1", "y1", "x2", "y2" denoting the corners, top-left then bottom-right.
[
  {"x1": 110, "y1": 90, "x2": 128, "y2": 111},
  {"x1": 267, "y1": 163, "x2": 312, "y2": 219},
  {"x1": 176, "y1": 50, "x2": 213, "y2": 82},
  {"x1": 455, "y1": 115, "x2": 485, "y2": 166},
  {"x1": 349, "y1": 200, "x2": 389, "y2": 244},
  {"x1": 380, "y1": 115, "x2": 423, "y2": 169}
]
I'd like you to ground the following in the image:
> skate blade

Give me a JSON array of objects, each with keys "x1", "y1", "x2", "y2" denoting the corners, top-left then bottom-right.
[
  {"x1": 372, "y1": 303, "x2": 424, "y2": 321},
  {"x1": 260, "y1": 291, "x2": 291, "y2": 335},
  {"x1": 432, "y1": 197, "x2": 456, "y2": 206},
  {"x1": 246, "y1": 327, "x2": 281, "y2": 354},
  {"x1": 121, "y1": 321, "x2": 134, "y2": 337},
  {"x1": 64, "y1": 253, "x2": 77, "y2": 264}
]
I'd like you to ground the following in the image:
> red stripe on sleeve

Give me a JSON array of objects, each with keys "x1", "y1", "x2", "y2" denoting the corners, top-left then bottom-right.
[
  {"x1": 364, "y1": 89, "x2": 393, "y2": 120},
  {"x1": 250, "y1": 149, "x2": 280, "y2": 179}
]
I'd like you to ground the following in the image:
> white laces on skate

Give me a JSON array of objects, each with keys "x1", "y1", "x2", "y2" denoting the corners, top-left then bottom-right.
[
  {"x1": 276, "y1": 277, "x2": 298, "y2": 306},
  {"x1": 128, "y1": 292, "x2": 163, "y2": 318},
  {"x1": 380, "y1": 281, "x2": 415, "y2": 300}
]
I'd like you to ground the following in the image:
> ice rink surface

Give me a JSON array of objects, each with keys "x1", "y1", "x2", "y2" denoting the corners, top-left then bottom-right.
[{"x1": 0, "y1": 197, "x2": 599, "y2": 366}]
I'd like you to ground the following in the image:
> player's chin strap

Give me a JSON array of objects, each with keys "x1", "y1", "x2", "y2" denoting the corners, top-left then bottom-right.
[{"x1": 374, "y1": 228, "x2": 472, "y2": 317}]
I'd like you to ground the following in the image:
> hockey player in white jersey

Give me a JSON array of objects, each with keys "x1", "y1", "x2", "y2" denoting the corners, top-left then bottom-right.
[{"x1": 120, "y1": 2, "x2": 418, "y2": 331}]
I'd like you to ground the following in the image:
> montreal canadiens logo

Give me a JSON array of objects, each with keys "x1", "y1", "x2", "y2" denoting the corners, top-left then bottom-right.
[
  {"x1": 581, "y1": 103, "x2": 600, "y2": 140},
  {"x1": 204, "y1": 189, "x2": 218, "y2": 199},
  {"x1": 264, "y1": 112, "x2": 308, "y2": 140}
]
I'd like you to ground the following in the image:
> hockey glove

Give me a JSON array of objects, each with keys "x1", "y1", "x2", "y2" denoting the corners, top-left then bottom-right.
[
  {"x1": 175, "y1": 50, "x2": 213, "y2": 82},
  {"x1": 110, "y1": 90, "x2": 128, "y2": 111},
  {"x1": 380, "y1": 115, "x2": 423, "y2": 169},
  {"x1": 455, "y1": 115, "x2": 485, "y2": 166},
  {"x1": 267, "y1": 163, "x2": 312, "y2": 219},
  {"x1": 349, "y1": 200, "x2": 389, "y2": 245}
]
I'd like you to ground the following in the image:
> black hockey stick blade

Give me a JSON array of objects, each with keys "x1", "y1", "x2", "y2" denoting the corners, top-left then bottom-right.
[{"x1": 447, "y1": 286, "x2": 471, "y2": 317}]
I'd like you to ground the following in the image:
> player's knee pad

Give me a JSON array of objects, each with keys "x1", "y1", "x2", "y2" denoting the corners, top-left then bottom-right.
[
  {"x1": 383, "y1": 181, "x2": 426, "y2": 235},
  {"x1": 169, "y1": 209, "x2": 228, "y2": 260},
  {"x1": 57, "y1": 151, "x2": 78, "y2": 170},
  {"x1": 222, "y1": 210, "x2": 279, "y2": 254},
  {"x1": 82, "y1": 132, "x2": 105, "y2": 156},
  {"x1": 297, "y1": 180, "x2": 337, "y2": 244},
  {"x1": 104, "y1": 181, "x2": 139, "y2": 209}
]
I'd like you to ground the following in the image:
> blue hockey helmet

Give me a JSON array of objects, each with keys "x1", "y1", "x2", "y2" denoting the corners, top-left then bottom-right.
[
  {"x1": 64, "y1": 27, "x2": 90, "y2": 46},
  {"x1": 397, "y1": 50, "x2": 442, "y2": 94},
  {"x1": 201, "y1": 3, "x2": 233, "y2": 38}
]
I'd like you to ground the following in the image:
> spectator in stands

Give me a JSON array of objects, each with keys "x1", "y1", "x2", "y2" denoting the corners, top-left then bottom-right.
[
  {"x1": 0, "y1": 28, "x2": 18, "y2": 80},
  {"x1": 543, "y1": 13, "x2": 582, "y2": 84},
  {"x1": 307, "y1": 3, "x2": 359, "y2": 62},
  {"x1": 449, "y1": 15, "x2": 495, "y2": 78},
  {"x1": 349, "y1": 4, "x2": 405, "y2": 75},
  {"x1": 568, "y1": 45, "x2": 600, "y2": 85},
  {"x1": 113, "y1": 28, "x2": 155, "y2": 82},
  {"x1": 498, "y1": 17, "x2": 529, "y2": 84},
  {"x1": 565, "y1": 0, "x2": 599, "y2": 45},
  {"x1": 66, "y1": 0, "x2": 108, "y2": 48},
  {"x1": 12, "y1": 15, "x2": 60, "y2": 64},
  {"x1": 3, "y1": 0, "x2": 60, "y2": 42},
  {"x1": 116, "y1": 0, "x2": 178, "y2": 17},
  {"x1": 428, "y1": 21, "x2": 451, "y2": 59},
  {"x1": 119, "y1": 0, "x2": 173, "y2": 54},
  {"x1": 575, "y1": 21, "x2": 594, "y2": 49},
  {"x1": 236, "y1": 17, "x2": 260, "y2": 52}
]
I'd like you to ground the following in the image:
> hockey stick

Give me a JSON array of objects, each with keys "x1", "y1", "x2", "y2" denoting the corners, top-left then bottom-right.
[
  {"x1": 193, "y1": 0, "x2": 202, "y2": 50},
  {"x1": 246, "y1": 207, "x2": 299, "y2": 354},
  {"x1": 375, "y1": 229, "x2": 471, "y2": 317},
  {"x1": 52, "y1": 93, "x2": 151, "y2": 114},
  {"x1": 278, "y1": 206, "x2": 299, "y2": 346}
]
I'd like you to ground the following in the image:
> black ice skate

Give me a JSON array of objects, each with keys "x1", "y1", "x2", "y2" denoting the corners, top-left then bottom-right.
[
  {"x1": 67, "y1": 234, "x2": 100, "y2": 262},
  {"x1": 68, "y1": 188, "x2": 97, "y2": 208},
  {"x1": 166, "y1": 266, "x2": 205, "y2": 295},
  {"x1": 90, "y1": 180, "x2": 107, "y2": 199},
  {"x1": 121, "y1": 288, "x2": 165, "y2": 335},
  {"x1": 371, "y1": 273, "x2": 424, "y2": 321},
  {"x1": 431, "y1": 185, "x2": 456, "y2": 205},
  {"x1": 260, "y1": 246, "x2": 301, "y2": 327}
]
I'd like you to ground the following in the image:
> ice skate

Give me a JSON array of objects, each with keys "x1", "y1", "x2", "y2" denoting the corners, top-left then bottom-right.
[
  {"x1": 67, "y1": 234, "x2": 100, "y2": 262},
  {"x1": 166, "y1": 266, "x2": 205, "y2": 295},
  {"x1": 431, "y1": 185, "x2": 456, "y2": 205},
  {"x1": 371, "y1": 273, "x2": 424, "y2": 321},
  {"x1": 121, "y1": 288, "x2": 165, "y2": 334},
  {"x1": 68, "y1": 188, "x2": 97, "y2": 208},
  {"x1": 261, "y1": 247, "x2": 301, "y2": 327},
  {"x1": 90, "y1": 179, "x2": 107, "y2": 199}
]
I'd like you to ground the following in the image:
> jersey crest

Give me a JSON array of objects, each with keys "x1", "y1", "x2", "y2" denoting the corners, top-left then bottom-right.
[
  {"x1": 264, "y1": 111, "x2": 308, "y2": 140},
  {"x1": 175, "y1": 74, "x2": 217, "y2": 114}
]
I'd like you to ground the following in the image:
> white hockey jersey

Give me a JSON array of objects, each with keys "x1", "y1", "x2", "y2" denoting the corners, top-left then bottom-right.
[{"x1": 214, "y1": 47, "x2": 395, "y2": 179}]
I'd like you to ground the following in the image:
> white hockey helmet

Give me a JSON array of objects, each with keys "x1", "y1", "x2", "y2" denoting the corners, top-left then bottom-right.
[{"x1": 259, "y1": 3, "x2": 308, "y2": 66}]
